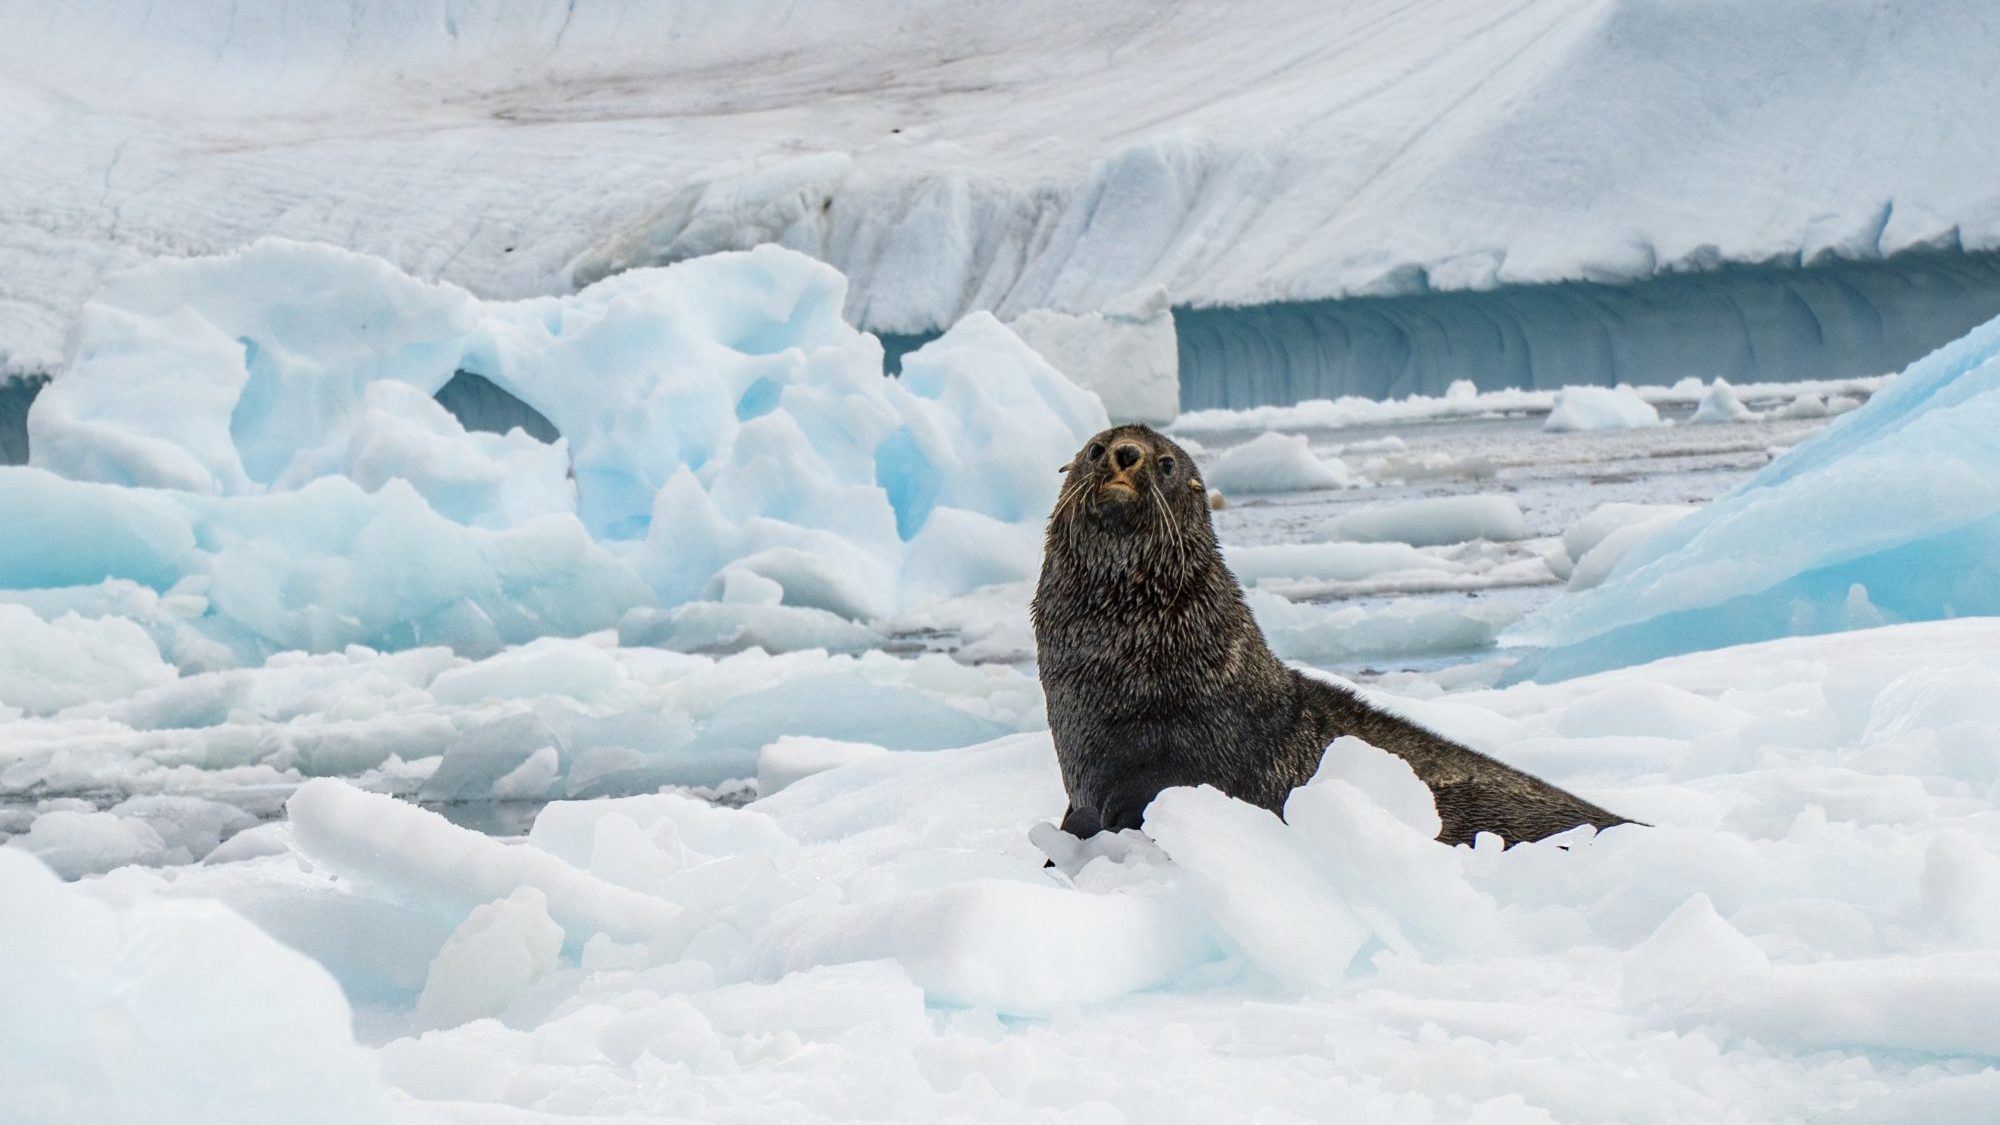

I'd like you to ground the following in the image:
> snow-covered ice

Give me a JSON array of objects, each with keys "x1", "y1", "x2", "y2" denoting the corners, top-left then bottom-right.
[{"x1": 9, "y1": 617, "x2": 2000, "y2": 1121}]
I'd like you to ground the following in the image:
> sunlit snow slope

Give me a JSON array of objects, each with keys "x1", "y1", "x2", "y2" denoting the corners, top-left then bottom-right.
[{"x1": 5, "y1": 0, "x2": 1999, "y2": 381}]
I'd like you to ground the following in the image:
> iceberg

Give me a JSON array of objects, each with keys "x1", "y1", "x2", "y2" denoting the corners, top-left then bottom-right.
[
  {"x1": 1512, "y1": 313, "x2": 2000, "y2": 679},
  {"x1": 11, "y1": 240, "x2": 1106, "y2": 666}
]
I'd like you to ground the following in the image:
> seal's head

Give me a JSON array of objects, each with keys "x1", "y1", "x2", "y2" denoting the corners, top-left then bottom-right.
[{"x1": 1044, "y1": 424, "x2": 1216, "y2": 588}]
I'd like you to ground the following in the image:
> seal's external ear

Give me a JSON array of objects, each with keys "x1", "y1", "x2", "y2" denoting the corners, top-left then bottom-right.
[
  {"x1": 1189, "y1": 477, "x2": 1204, "y2": 492},
  {"x1": 1059, "y1": 459, "x2": 1074, "y2": 474}
]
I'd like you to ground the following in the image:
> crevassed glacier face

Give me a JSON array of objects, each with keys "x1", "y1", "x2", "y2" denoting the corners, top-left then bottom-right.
[
  {"x1": 10, "y1": 240, "x2": 1106, "y2": 666},
  {"x1": 1509, "y1": 311, "x2": 2000, "y2": 681}
]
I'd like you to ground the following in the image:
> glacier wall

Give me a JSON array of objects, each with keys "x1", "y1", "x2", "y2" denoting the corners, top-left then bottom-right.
[
  {"x1": 6, "y1": 0, "x2": 2000, "y2": 375},
  {"x1": 1177, "y1": 251, "x2": 2000, "y2": 410}
]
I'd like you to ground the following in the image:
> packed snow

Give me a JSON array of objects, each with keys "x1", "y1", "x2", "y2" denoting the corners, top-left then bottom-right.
[{"x1": 1515, "y1": 310, "x2": 2000, "y2": 679}]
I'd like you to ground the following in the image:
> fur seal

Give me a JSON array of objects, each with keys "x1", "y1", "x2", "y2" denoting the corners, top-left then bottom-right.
[{"x1": 1032, "y1": 424, "x2": 1630, "y2": 846}]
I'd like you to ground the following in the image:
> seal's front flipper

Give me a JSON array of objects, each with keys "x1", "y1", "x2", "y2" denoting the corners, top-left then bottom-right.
[{"x1": 1058, "y1": 804, "x2": 1104, "y2": 839}]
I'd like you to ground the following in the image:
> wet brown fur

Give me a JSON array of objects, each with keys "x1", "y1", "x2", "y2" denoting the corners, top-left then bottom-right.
[{"x1": 1032, "y1": 424, "x2": 1631, "y2": 846}]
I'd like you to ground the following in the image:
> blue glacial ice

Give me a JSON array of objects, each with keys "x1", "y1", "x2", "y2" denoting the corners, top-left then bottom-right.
[
  {"x1": 9, "y1": 240, "x2": 1106, "y2": 667},
  {"x1": 1511, "y1": 311, "x2": 2000, "y2": 680},
  {"x1": 1174, "y1": 252, "x2": 2000, "y2": 410}
]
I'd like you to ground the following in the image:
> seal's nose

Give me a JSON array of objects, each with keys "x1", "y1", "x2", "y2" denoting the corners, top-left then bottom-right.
[{"x1": 1112, "y1": 442, "x2": 1144, "y2": 470}]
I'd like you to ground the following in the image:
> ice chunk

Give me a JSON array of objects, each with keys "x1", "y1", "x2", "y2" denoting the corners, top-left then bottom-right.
[
  {"x1": 0, "y1": 604, "x2": 176, "y2": 715},
  {"x1": 1248, "y1": 590, "x2": 1518, "y2": 664},
  {"x1": 416, "y1": 886, "x2": 566, "y2": 1029},
  {"x1": 1282, "y1": 743, "x2": 1502, "y2": 957},
  {"x1": 1515, "y1": 313, "x2": 2000, "y2": 679},
  {"x1": 0, "y1": 466, "x2": 648, "y2": 667},
  {"x1": 1689, "y1": 377, "x2": 1756, "y2": 424},
  {"x1": 333, "y1": 380, "x2": 574, "y2": 530},
  {"x1": 1203, "y1": 432, "x2": 1351, "y2": 494},
  {"x1": 1307, "y1": 736, "x2": 1442, "y2": 837},
  {"x1": 286, "y1": 779, "x2": 683, "y2": 952},
  {"x1": 105, "y1": 795, "x2": 259, "y2": 863},
  {"x1": 1143, "y1": 785, "x2": 1371, "y2": 989},
  {"x1": 1566, "y1": 508, "x2": 1694, "y2": 591},
  {"x1": 5, "y1": 809, "x2": 175, "y2": 878},
  {"x1": 1560, "y1": 503, "x2": 1698, "y2": 565},
  {"x1": 0, "y1": 849, "x2": 412, "y2": 1123},
  {"x1": 489, "y1": 746, "x2": 561, "y2": 801},
  {"x1": 769, "y1": 878, "x2": 1216, "y2": 1015},
  {"x1": 756, "y1": 736, "x2": 892, "y2": 795},
  {"x1": 1543, "y1": 386, "x2": 1661, "y2": 432},
  {"x1": 1323, "y1": 494, "x2": 1527, "y2": 547},
  {"x1": 618, "y1": 602, "x2": 883, "y2": 656},
  {"x1": 1005, "y1": 286, "x2": 1179, "y2": 425},
  {"x1": 1772, "y1": 392, "x2": 1832, "y2": 419},
  {"x1": 1621, "y1": 893, "x2": 1769, "y2": 1010}
]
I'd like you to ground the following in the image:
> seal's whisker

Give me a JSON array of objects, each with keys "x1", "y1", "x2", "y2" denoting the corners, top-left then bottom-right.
[{"x1": 1145, "y1": 472, "x2": 1186, "y2": 585}]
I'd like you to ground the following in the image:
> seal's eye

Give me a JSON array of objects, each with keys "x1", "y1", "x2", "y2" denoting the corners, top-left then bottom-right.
[
  {"x1": 1158, "y1": 456, "x2": 1176, "y2": 476},
  {"x1": 1087, "y1": 443, "x2": 1106, "y2": 462}
]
